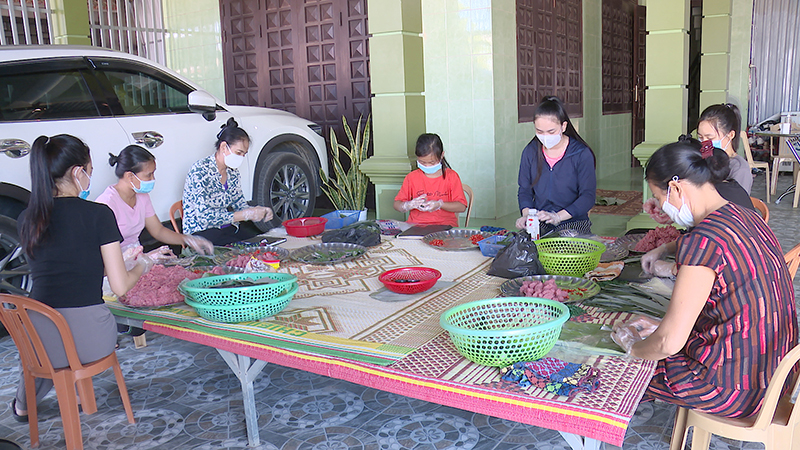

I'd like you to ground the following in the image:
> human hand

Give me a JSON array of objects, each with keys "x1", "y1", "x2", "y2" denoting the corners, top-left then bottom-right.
[
  {"x1": 624, "y1": 314, "x2": 661, "y2": 339},
  {"x1": 610, "y1": 324, "x2": 643, "y2": 355},
  {"x1": 643, "y1": 197, "x2": 673, "y2": 224},
  {"x1": 515, "y1": 215, "x2": 527, "y2": 229},
  {"x1": 183, "y1": 234, "x2": 214, "y2": 255},
  {"x1": 122, "y1": 245, "x2": 144, "y2": 271},
  {"x1": 146, "y1": 245, "x2": 176, "y2": 263},
  {"x1": 650, "y1": 260, "x2": 676, "y2": 278},
  {"x1": 538, "y1": 210, "x2": 562, "y2": 226},
  {"x1": 242, "y1": 206, "x2": 270, "y2": 222},
  {"x1": 419, "y1": 199, "x2": 443, "y2": 212},
  {"x1": 640, "y1": 245, "x2": 667, "y2": 274},
  {"x1": 134, "y1": 254, "x2": 155, "y2": 275},
  {"x1": 401, "y1": 195, "x2": 427, "y2": 212}
]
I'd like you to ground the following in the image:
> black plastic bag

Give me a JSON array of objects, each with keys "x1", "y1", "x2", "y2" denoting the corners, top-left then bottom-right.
[
  {"x1": 487, "y1": 231, "x2": 546, "y2": 278},
  {"x1": 322, "y1": 221, "x2": 382, "y2": 247}
]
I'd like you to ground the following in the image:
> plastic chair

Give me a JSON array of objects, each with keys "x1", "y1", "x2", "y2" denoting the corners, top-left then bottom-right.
[
  {"x1": 462, "y1": 184, "x2": 474, "y2": 227},
  {"x1": 742, "y1": 133, "x2": 771, "y2": 202},
  {"x1": 169, "y1": 200, "x2": 183, "y2": 234},
  {"x1": 786, "y1": 137, "x2": 800, "y2": 208},
  {"x1": 0, "y1": 294, "x2": 135, "y2": 450},
  {"x1": 669, "y1": 343, "x2": 800, "y2": 450},
  {"x1": 750, "y1": 197, "x2": 770, "y2": 223},
  {"x1": 769, "y1": 126, "x2": 797, "y2": 198},
  {"x1": 784, "y1": 242, "x2": 800, "y2": 279}
]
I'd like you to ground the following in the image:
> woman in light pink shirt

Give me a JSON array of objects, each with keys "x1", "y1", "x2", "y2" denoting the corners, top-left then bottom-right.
[{"x1": 96, "y1": 145, "x2": 213, "y2": 257}]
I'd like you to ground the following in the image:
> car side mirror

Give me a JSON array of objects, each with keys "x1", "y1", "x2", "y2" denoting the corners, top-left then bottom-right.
[{"x1": 188, "y1": 90, "x2": 218, "y2": 120}]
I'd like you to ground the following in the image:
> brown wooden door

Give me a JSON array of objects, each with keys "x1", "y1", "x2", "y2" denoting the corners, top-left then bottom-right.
[
  {"x1": 632, "y1": 4, "x2": 646, "y2": 152},
  {"x1": 219, "y1": 0, "x2": 370, "y2": 136}
]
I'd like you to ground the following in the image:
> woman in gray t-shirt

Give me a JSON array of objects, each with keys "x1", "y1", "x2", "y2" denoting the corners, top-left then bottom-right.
[{"x1": 697, "y1": 103, "x2": 753, "y2": 194}]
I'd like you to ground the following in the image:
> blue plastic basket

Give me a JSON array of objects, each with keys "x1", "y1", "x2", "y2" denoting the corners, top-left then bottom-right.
[
  {"x1": 478, "y1": 235, "x2": 510, "y2": 257},
  {"x1": 322, "y1": 210, "x2": 360, "y2": 229}
]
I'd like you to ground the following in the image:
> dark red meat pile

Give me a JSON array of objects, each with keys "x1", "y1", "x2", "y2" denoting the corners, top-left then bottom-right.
[
  {"x1": 120, "y1": 265, "x2": 201, "y2": 307},
  {"x1": 519, "y1": 279, "x2": 569, "y2": 302},
  {"x1": 633, "y1": 226, "x2": 681, "y2": 253}
]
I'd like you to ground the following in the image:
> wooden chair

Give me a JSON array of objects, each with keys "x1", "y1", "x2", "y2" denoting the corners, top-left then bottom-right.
[
  {"x1": 742, "y1": 133, "x2": 771, "y2": 202},
  {"x1": 784, "y1": 242, "x2": 800, "y2": 279},
  {"x1": 169, "y1": 200, "x2": 183, "y2": 234},
  {"x1": 0, "y1": 294, "x2": 134, "y2": 450},
  {"x1": 669, "y1": 343, "x2": 800, "y2": 450},
  {"x1": 462, "y1": 184, "x2": 474, "y2": 227},
  {"x1": 750, "y1": 197, "x2": 770, "y2": 223}
]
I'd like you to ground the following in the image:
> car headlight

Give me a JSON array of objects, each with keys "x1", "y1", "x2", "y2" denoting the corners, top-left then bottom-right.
[{"x1": 308, "y1": 124, "x2": 323, "y2": 136}]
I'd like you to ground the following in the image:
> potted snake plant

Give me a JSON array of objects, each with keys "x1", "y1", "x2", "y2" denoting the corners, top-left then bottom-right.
[{"x1": 319, "y1": 116, "x2": 370, "y2": 227}]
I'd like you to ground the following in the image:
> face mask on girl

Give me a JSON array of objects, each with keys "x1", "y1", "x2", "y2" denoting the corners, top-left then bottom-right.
[
  {"x1": 536, "y1": 133, "x2": 562, "y2": 149},
  {"x1": 711, "y1": 135, "x2": 730, "y2": 151},
  {"x1": 223, "y1": 144, "x2": 245, "y2": 169},
  {"x1": 76, "y1": 168, "x2": 91, "y2": 200},
  {"x1": 418, "y1": 161, "x2": 442, "y2": 174},
  {"x1": 131, "y1": 173, "x2": 156, "y2": 194},
  {"x1": 661, "y1": 181, "x2": 695, "y2": 228}
]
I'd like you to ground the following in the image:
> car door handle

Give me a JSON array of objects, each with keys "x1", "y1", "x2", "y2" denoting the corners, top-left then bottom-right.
[
  {"x1": 132, "y1": 131, "x2": 164, "y2": 149},
  {"x1": 0, "y1": 138, "x2": 30, "y2": 158}
]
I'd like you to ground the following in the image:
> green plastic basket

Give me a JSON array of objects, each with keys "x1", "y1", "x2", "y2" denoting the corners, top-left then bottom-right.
[
  {"x1": 185, "y1": 283, "x2": 298, "y2": 323},
  {"x1": 533, "y1": 238, "x2": 606, "y2": 277},
  {"x1": 179, "y1": 273, "x2": 297, "y2": 306},
  {"x1": 440, "y1": 297, "x2": 569, "y2": 367}
]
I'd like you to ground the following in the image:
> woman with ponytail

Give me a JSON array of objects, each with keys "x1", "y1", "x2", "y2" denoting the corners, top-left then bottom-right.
[
  {"x1": 611, "y1": 140, "x2": 797, "y2": 419},
  {"x1": 13, "y1": 135, "x2": 151, "y2": 422},
  {"x1": 697, "y1": 103, "x2": 752, "y2": 193},
  {"x1": 516, "y1": 96, "x2": 596, "y2": 235},
  {"x1": 182, "y1": 118, "x2": 273, "y2": 245}
]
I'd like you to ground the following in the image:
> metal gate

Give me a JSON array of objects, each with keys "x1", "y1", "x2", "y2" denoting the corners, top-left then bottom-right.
[
  {"x1": 88, "y1": 0, "x2": 167, "y2": 64},
  {"x1": 0, "y1": 0, "x2": 52, "y2": 45}
]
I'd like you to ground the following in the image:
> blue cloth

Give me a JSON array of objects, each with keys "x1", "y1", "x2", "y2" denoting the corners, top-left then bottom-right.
[{"x1": 517, "y1": 137, "x2": 596, "y2": 224}]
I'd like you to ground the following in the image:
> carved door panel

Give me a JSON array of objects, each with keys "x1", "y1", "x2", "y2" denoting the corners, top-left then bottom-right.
[
  {"x1": 632, "y1": 4, "x2": 646, "y2": 151},
  {"x1": 220, "y1": 0, "x2": 370, "y2": 137}
]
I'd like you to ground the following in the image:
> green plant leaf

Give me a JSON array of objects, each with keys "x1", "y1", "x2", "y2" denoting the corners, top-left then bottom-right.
[{"x1": 319, "y1": 114, "x2": 372, "y2": 211}]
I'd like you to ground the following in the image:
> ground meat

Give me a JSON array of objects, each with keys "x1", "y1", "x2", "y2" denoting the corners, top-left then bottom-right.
[
  {"x1": 120, "y1": 265, "x2": 201, "y2": 307},
  {"x1": 633, "y1": 226, "x2": 681, "y2": 253},
  {"x1": 519, "y1": 279, "x2": 569, "y2": 302}
]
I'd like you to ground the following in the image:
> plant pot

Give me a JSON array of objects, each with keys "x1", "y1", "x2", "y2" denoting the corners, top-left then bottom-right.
[
  {"x1": 322, "y1": 210, "x2": 360, "y2": 229},
  {"x1": 357, "y1": 208, "x2": 368, "y2": 222}
]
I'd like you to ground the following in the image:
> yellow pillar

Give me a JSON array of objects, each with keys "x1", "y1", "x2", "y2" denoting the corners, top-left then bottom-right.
[
  {"x1": 49, "y1": 0, "x2": 91, "y2": 45},
  {"x1": 699, "y1": 0, "x2": 732, "y2": 109},
  {"x1": 359, "y1": 0, "x2": 426, "y2": 221},
  {"x1": 629, "y1": 0, "x2": 691, "y2": 230}
]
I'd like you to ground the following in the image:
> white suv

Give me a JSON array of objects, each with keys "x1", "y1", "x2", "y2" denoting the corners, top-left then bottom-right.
[{"x1": 0, "y1": 45, "x2": 329, "y2": 296}]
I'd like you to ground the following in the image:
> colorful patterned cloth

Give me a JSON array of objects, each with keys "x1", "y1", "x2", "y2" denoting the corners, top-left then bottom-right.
[{"x1": 501, "y1": 357, "x2": 600, "y2": 397}]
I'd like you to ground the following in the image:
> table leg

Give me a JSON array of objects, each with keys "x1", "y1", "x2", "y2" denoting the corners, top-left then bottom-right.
[
  {"x1": 217, "y1": 349, "x2": 268, "y2": 447},
  {"x1": 559, "y1": 431, "x2": 604, "y2": 450}
]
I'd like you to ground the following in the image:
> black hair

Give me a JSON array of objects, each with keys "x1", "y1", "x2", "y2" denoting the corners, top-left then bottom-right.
[
  {"x1": 20, "y1": 134, "x2": 91, "y2": 256},
  {"x1": 645, "y1": 139, "x2": 731, "y2": 191},
  {"x1": 108, "y1": 145, "x2": 155, "y2": 178},
  {"x1": 214, "y1": 117, "x2": 250, "y2": 151},
  {"x1": 698, "y1": 103, "x2": 741, "y2": 151},
  {"x1": 530, "y1": 96, "x2": 596, "y2": 185},
  {"x1": 415, "y1": 133, "x2": 451, "y2": 179}
]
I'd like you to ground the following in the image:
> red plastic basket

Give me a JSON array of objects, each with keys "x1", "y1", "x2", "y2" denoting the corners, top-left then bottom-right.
[
  {"x1": 283, "y1": 217, "x2": 327, "y2": 237},
  {"x1": 379, "y1": 267, "x2": 442, "y2": 294}
]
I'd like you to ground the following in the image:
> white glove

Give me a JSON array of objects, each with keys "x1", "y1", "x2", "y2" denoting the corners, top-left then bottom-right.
[
  {"x1": 183, "y1": 234, "x2": 214, "y2": 255},
  {"x1": 242, "y1": 206, "x2": 272, "y2": 222},
  {"x1": 538, "y1": 210, "x2": 563, "y2": 226},
  {"x1": 418, "y1": 199, "x2": 443, "y2": 212},
  {"x1": 515, "y1": 215, "x2": 527, "y2": 230},
  {"x1": 401, "y1": 195, "x2": 427, "y2": 212},
  {"x1": 134, "y1": 254, "x2": 155, "y2": 275},
  {"x1": 122, "y1": 245, "x2": 144, "y2": 271},
  {"x1": 650, "y1": 260, "x2": 676, "y2": 278},
  {"x1": 145, "y1": 245, "x2": 176, "y2": 263},
  {"x1": 624, "y1": 315, "x2": 661, "y2": 339},
  {"x1": 610, "y1": 325, "x2": 643, "y2": 355},
  {"x1": 641, "y1": 244, "x2": 669, "y2": 275}
]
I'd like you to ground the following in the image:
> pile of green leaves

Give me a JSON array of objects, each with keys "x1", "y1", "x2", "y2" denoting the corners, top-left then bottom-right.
[{"x1": 582, "y1": 280, "x2": 669, "y2": 318}]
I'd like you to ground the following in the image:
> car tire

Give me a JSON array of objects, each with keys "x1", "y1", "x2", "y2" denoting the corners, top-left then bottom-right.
[
  {"x1": 253, "y1": 151, "x2": 318, "y2": 230},
  {"x1": 0, "y1": 215, "x2": 32, "y2": 337}
]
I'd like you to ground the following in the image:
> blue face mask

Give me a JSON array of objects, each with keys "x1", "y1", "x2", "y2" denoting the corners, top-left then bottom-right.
[
  {"x1": 711, "y1": 136, "x2": 729, "y2": 151},
  {"x1": 131, "y1": 173, "x2": 155, "y2": 194},
  {"x1": 76, "y1": 168, "x2": 91, "y2": 200},
  {"x1": 418, "y1": 161, "x2": 442, "y2": 174}
]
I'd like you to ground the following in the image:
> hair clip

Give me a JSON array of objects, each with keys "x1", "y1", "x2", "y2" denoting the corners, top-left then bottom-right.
[
  {"x1": 672, "y1": 175, "x2": 680, "y2": 182},
  {"x1": 216, "y1": 126, "x2": 226, "y2": 140},
  {"x1": 699, "y1": 140, "x2": 715, "y2": 159}
]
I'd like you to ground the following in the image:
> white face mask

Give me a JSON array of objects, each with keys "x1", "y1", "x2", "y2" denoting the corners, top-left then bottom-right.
[
  {"x1": 661, "y1": 184, "x2": 695, "y2": 228},
  {"x1": 537, "y1": 133, "x2": 562, "y2": 149},
  {"x1": 223, "y1": 146, "x2": 245, "y2": 169}
]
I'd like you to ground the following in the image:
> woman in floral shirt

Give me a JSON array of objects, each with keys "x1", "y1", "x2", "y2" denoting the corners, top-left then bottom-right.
[{"x1": 182, "y1": 118, "x2": 272, "y2": 245}]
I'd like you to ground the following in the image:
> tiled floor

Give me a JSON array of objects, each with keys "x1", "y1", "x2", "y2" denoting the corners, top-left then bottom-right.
[{"x1": 0, "y1": 170, "x2": 795, "y2": 450}]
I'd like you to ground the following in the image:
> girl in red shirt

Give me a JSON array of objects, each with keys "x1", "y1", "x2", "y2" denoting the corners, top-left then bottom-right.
[{"x1": 393, "y1": 134, "x2": 467, "y2": 227}]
